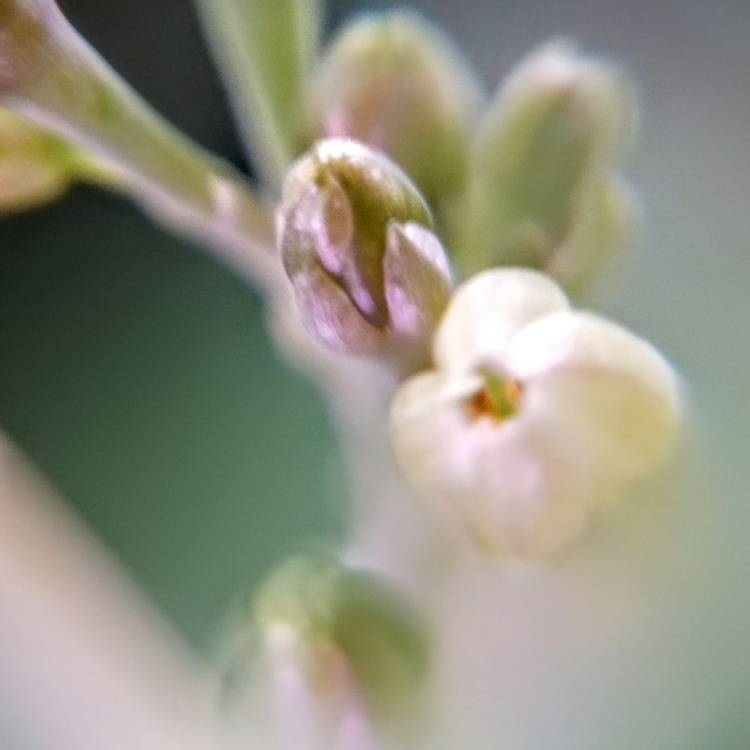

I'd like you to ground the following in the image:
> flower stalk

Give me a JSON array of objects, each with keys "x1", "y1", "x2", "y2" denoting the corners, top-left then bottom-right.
[
  {"x1": 194, "y1": 0, "x2": 322, "y2": 191},
  {"x1": 0, "y1": 0, "x2": 276, "y2": 283}
]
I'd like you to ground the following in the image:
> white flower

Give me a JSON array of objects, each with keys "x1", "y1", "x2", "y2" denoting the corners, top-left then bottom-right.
[{"x1": 390, "y1": 268, "x2": 681, "y2": 558}]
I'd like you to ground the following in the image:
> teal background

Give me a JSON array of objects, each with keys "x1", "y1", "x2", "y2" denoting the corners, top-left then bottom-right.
[
  {"x1": 1, "y1": 191, "x2": 344, "y2": 645},
  {"x1": 1, "y1": 0, "x2": 749, "y2": 746}
]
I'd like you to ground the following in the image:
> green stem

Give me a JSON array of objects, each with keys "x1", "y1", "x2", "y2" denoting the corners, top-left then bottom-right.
[
  {"x1": 194, "y1": 0, "x2": 323, "y2": 191},
  {"x1": 0, "y1": 0, "x2": 277, "y2": 286}
]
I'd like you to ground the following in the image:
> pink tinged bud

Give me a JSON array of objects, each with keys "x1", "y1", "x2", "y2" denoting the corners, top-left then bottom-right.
[
  {"x1": 278, "y1": 138, "x2": 453, "y2": 368},
  {"x1": 286, "y1": 259, "x2": 386, "y2": 356}
]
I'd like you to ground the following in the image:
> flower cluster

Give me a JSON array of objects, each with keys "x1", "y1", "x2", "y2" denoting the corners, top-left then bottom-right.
[
  {"x1": 280, "y1": 135, "x2": 681, "y2": 559},
  {"x1": 274, "y1": 17, "x2": 682, "y2": 562}
]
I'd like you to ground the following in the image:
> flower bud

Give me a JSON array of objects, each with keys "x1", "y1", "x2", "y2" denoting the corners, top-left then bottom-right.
[
  {"x1": 0, "y1": 107, "x2": 73, "y2": 210},
  {"x1": 278, "y1": 138, "x2": 453, "y2": 368},
  {"x1": 306, "y1": 11, "x2": 483, "y2": 210},
  {"x1": 390, "y1": 268, "x2": 681, "y2": 559},
  {"x1": 255, "y1": 554, "x2": 430, "y2": 723},
  {"x1": 548, "y1": 176, "x2": 639, "y2": 297},
  {"x1": 457, "y1": 42, "x2": 636, "y2": 288}
]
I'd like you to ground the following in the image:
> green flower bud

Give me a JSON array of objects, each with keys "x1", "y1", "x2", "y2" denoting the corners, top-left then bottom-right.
[
  {"x1": 548, "y1": 176, "x2": 639, "y2": 297},
  {"x1": 457, "y1": 42, "x2": 636, "y2": 287},
  {"x1": 255, "y1": 554, "x2": 430, "y2": 722},
  {"x1": 0, "y1": 107, "x2": 73, "y2": 210},
  {"x1": 278, "y1": 138, "x2": 453, "y2": 368},
  {"x1": 306, "y1": 11, "x2": 483, "y2": 211}
]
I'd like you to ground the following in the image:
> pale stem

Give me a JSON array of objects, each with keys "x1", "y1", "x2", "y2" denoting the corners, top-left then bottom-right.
[
  {"x1": 1, "y1": 1, "x2": 279, "y2": 287},
  {"x1": 317, "y1": 360, "x2": 451, "y2": 595},
  {"x1": 0, "y1": 433, "x2": 240, "y2": 750}
]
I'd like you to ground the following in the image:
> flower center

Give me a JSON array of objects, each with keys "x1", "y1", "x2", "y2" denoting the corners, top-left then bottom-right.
[{"x1": 465, "y1": 373, "x2": 523, "y2": 422}]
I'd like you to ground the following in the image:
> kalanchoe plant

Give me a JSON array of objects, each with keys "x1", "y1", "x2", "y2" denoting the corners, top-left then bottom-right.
[{"x1": 0, "y1": 2, "x2": 686, "y2": 750}]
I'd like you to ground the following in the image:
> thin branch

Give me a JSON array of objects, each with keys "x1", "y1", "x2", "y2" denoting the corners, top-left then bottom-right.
[
  {"x1": 194, "y1": 0, "x2": 323, "y2": 190},
  {"x1": 0, "y1": 0, "x2": 279, "y2": 287}
]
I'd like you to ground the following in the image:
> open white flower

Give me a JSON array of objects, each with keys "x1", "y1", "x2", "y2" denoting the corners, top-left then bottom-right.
[{"x1": 390, "y1": 268, "x2": 681, "y2": 558}]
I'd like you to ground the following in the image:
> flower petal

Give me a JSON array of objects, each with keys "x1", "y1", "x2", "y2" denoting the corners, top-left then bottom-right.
[
  {"x1": 507, "y1": 310, "x2": 681, "y2": 480},
  {"x1": 463, "y1": 421, "x2": 600, "y2": 558},
  {"x1": 292, "y1": 262, "x2": 385, "y2": 354},
  {"x1": 390, "y1": 369, "x2": 485, "y2": 508},
  {"x1": 383, "y1": 221, "x2": 453, "y2": 338},
  {"x1": 390, "y1": 370, "x2": 602, "y2": 558},
  {"x1": 434, "y1": 268, "x2": 569, "y2": 373}
]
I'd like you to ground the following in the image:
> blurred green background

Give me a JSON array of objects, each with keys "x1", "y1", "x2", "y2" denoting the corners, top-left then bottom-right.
[{"x1": 1, "y1": 0, "x2": 749, "y2": 747}]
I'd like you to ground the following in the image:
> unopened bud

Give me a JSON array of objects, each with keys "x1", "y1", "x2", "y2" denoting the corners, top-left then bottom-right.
[
  {"x1": 0, "y1": 107, "x2": 73, "y2": 210},
  {"x1": 306, "y1": 11, "x2": 483, "y2": 210},
  {"x1": 255, "y1": 554, "x2": 430, "y2": 722},
  {"x1": 549, "y1": 176, "x2": 639, "y2": 297},
  {"x1": 278, "y1": 138, "x2": 453, "y2": 369},
  {"x1": 457, "y1": 42, "x2": 635, "y2": 287}
]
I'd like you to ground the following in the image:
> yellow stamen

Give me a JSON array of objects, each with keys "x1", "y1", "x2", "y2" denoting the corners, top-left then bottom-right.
[{"x1": 465, "y1": 373, "x2": 523, "y2": 422}]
